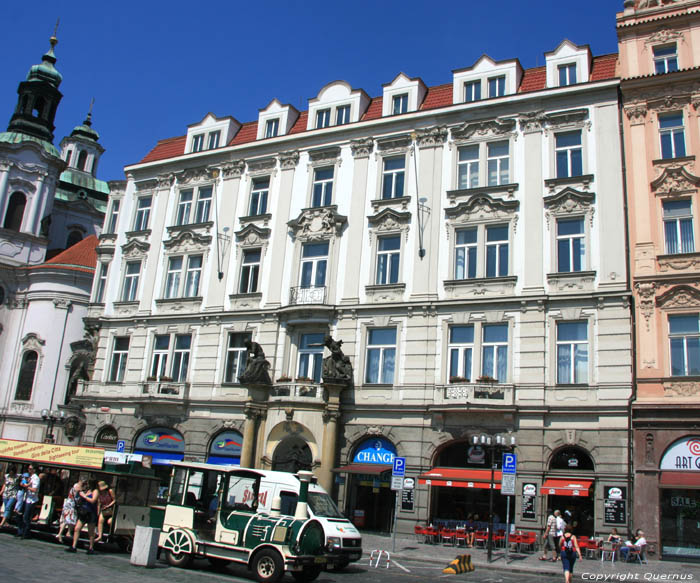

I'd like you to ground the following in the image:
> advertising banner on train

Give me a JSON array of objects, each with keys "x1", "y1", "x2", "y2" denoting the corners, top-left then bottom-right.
[{"x1": 0, "y1": 438, "x2": 104, "y2": 469}]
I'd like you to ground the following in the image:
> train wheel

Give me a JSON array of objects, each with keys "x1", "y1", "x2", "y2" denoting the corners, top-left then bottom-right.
[
  {"x1": 163, "y1": 529, "x2": 194, "y2": 568},
  {"x1": 252, "y1": 549, "x2": 283, "y2": 583}
]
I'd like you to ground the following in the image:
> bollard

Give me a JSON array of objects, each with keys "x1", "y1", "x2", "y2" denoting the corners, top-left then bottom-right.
[
  {"x1": 369, "y1": 549, "x2": 391, "y2": 568},
  {"x1": 130, "y1": 526, "x2": 160, "y2": 567}
]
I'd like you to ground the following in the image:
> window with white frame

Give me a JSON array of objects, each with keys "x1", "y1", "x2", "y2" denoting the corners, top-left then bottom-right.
[
  {"x1": 555, "y1": 130, "x2": 583, "y2": 178},
  {"x1": 365, "y1": 327, "x2": 396, "y2": 384},
  {"x1": 239, "y1": 248, "x2": 261, "y2": 293},
  {"x1": 265, "y1": 118, "x2": 279, "y2": 138},
  {"x1": 376, "y1": 235, "x2": 400, "y2": 285},
  {"x1": 659, "y1": 113, "x2": 686, "y2": 160},
  {"x1": 669, "y1": 314, "x2": 700, "y2": 376},
  {"x1": 457, "y1": 141, "x2": 511, "y2": 189},
  {"x1": 316, "y1": 109, "x2": 331, "y2": 129},
  {"x1": 148, "y1": 334, "x2": 192, "y2": 382},
  {"x1": 297, "y1": 332, "x2": 325, "y2": 382},
  {"x1": 133, "y1": 196, "x2": 152, "y2": 231},
  {"x1": 336, "y1": 105, "x2": 351, "y2": 125},
  {"x1": 488, "y1": 75, "x2": 505, "y2": 98},
  {"x1": 487, "y1": 141, "x2": 509, "y2": 186},
  {"x1": 95, "y1": 263, "x2": 108, "y2": 302},
  {"x1": 109, "y1": 336, "x2": 129, "y2": 382},
  {"x1": 481, "y1": 323, "x2": 508, "y2": 382},
  {"x1": 106, "y1": 200, "x2": 120, "y2": 234},
  {"x1": 191, "y1": 134, "x2": 205, "y2": 153},
  {"x1": 224, "y1": 332, "x2": 251, "y2": 383},
  {"x1": 556, "y1": 321, "x2": 588, "y2": 384},
  {"x1": 207, "y1": 131, "x2": 220, "y2": 150},
  {"x1": 452, "y1": 223, "x2": 511, "y2": 279},
  {"x1": 455, "y1": 227, "x2": 477, "y2": 280},
  {"x1": 392, "y1": 94, "x2": 408, "y2": 115},
  {"x1": 654, "y1": 44, "x2": 678, "y2": 75},
  {"x1": 249, "y1": 178, "x2": 269, "y2": 216},
  {"x1": 449, "y1": 325, "x2": 474, "y2": 380},
  {"x1": 381, "y1": 157, "x2": 405, "y2": 199},
  {"x1": 171, "y1": 334, "x2": 192, "y2": 382},
  {"x1": 312, "y1": 168, "x2": 333, "y2": 207},
  {"x1": 122, "y1": 261, "x2": 141, "y2": 301},
  {"x1": 663, "y1": 200, "x2": 695, "y2": 254},
  {"x1": 457, "y1": 145, "x2": 479, "y2": 189},
  {"x1": 164, "y1": 255, "x2": 203, "y2": 298},
  {"x1": 300, "y1": 242, "x2": 328, "y2": 288},
  {"x1": 486, "y1": 224, "x2": 509, "y2": 277},
  {"x1": 175, "y1": 185, "x2": 212, "y2": 225},
  {"x1": 464, "y1": 80, "x2": 481, "y2": 103},
  {"x1": 558, "y1": 63, "x2": 577, "y2": 86},
  {"x1": 150, "y1": 335, "x2": 170, "y2": 379},
  {"x1": 557, "y1": 218, "x2": 585, "y2": 272}
]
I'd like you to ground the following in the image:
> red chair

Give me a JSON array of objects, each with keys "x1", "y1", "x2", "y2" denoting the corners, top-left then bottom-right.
[
  {"x1": 423, "y1": 526, "x2": 439, "y2": 544},
  {"x1": 454, "y1": 529, "x2": 469, "y2": 547},
  {"x1": 474, "y1": 531, "x2": 488, "y2": 548},
  {"x1": 414, "y1": 524, "x2": 427, "y2": 543},
  {"x1": 439, "y1": 527, "x2": 456, "y2": 545},
  {"x1": 519, "y1": 531, "x2": 537, "y2": 553}
]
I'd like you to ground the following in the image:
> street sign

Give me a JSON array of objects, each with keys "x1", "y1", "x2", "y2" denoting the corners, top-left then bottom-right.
[
  {"x1": 391, "y1": 476, "x2": 404, "y2": 490},
  {"x1": 116, "y1": 440, "x2": 126, "y2": 453},
  {"x1": 502, "y1": 452, "x2": 517, "y2": 474},
  {"x1": 403, "y1": 477, "x2": 415, "y2": 490},
  {"x1": 501, "y1": 473, "x2": 516, "y2": 495},
  {"x1": 392, "y1": 456, "x2": 406, "y2": 477}
]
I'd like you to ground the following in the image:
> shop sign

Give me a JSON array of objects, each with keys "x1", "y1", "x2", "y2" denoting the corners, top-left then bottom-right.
[
  {"x1": 501, "y1": 473, "x2": 516, "y2": 495},
  {"x1": 134, "y1": 426, "x2": 185, "y2": 452},
  {"x1": 104, "y1": 451, "x2": 143, "y2": 464},
  {"x1": 660, "y1": 436, "x2": 700, "y2": 471},
  {"x1": 604, "y1": 486, "x2": 627, "y2": 525},
  {"x1": 521, "y1": 483, "x2": 537, "y2": 520},
  {"x1": 353, "y1": 437, "x2": 396, "y2": 465},
  {"x1": 95, "y1": 426, "x2": 118, "y2": 446},
  {"x1": 0, "y1": 438, "x2": 104, "y2": 469},
  {"x1": 209, "y1": 430, "x2": 243, "y2": 456},
  {"x1": 467, "y1": 445, "x2": 486, "y2": 465},
  {"x1": 401, "y1": 488, "x2": 415, "y2": 511},
  {"x1": 403, "y1": 477, "x2": 415, "y2": 490},
  {"x1": 671, "y1": 496, "x2": 698, "y2": 508}
]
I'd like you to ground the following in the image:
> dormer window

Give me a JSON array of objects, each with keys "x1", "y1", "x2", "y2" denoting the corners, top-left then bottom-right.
[
  {"x1": 464, "y1": 80, "x2": 481, "y2": 103},
  {"x1": 265, "y1": 118, "x2": 279, "y2": 138},
  {"x1": 207, "y1": 131, "x2": 220, "y2": 150},
  {"x1": 307, "y1": 81, "x2": 370, "y2": 129},
  {"x1": 488, "y1": 76, "x2": 505, "y2": 98},
  {"x1": 544, "y1": 40, "x2": 591, "y2": 88},
  {"x1": 186, "y1": 114, "x2": 240, "y2": 154},
  {"x1": 316, "y1": 109, "x2": 331, "y2": 129},
  {"x1": 257, "y1": 100, "x2": 299, "y2": 140},
  {"x1": 654, "y1": 44, "x2": 678, "y2": 74},
  {"x1": 558, "y1": 63, "x2": 577, "y2": 86},
  {"x1": 336, "y1": 105, "x2": 351, "y2": 125},
  {"x1": 192, "y1": 134, "x2": 205, "y2": 153},
  {"x1": 392, "y1": 94, "x2": 408, "y2": 115},
  {"x1": 381, "y1": 73, "x2": 427, "y2": 117}
]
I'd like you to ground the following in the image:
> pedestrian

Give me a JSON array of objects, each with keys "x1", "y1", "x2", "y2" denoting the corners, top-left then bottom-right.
[
  {"x1": 95, "y1": 480, "x2": 115, "y2": 543},
  {"x1": 553, "y1": 509, "x2": 565, "y2": 560},
  {"x1": 13, "y1": 472, "x2": 29, "y2": 516},
  {"x1": 559, "y1": 525, "x2": 582, "y2": 583},
  {"x1": 16, "y1": 464, "x2": 40, "y2": 538},
  {"x1": 56, "y1": 479, "x2": 80, "y2": 543},
  {"x1": 0, "y1": 465, "x2": 19, "y2": 529},
  {"x1": 66, "y1": 479, "x2": 98, "y2": 554},
  {"x1": 539, "y1": 509, "x2": 558, "y2": 561}
]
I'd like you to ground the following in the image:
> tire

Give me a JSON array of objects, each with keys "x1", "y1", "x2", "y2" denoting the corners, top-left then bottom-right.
[
  {"x1": 292, "y1": 566, "x2": 323, "y2": 582},
  {"x1": 208, "y1": 557, "x2": 230, "y2": 570},
  {"x1": 166, "y1": 549, "x2": 193, "y2": 568},
  {"x1": 163, "y1": 529, "x2": 194, "y2": 568},
  {"x1": 252, "y1": 549, "x2": 284, "y2": 583}
]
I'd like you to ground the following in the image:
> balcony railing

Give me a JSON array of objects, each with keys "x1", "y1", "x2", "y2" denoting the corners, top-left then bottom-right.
[
  {"x1": 289, "y1": 286, "x2": 327, "y2": 305},
  {"x1": 435, "y1": 382, "x2": 514, "y2": 406},
  {"x1": 141, "y1": 380, "x2": 190, "y2": 400},
  {"x1": 270, "y1": 382, "x2": 323, "y2": 401}
]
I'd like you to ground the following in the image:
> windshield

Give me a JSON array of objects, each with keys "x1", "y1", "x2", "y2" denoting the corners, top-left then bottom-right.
[{"x1": 308, "y1": 491, "x2": 344, "y2": 518}]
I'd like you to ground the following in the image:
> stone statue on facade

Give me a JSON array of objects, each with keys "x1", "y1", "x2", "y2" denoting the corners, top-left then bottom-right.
[
  {"x1": 239, "y1": 340, "x2": 272, "y2": 385},
  {"x1": 321, "y1": 335, "x2": 353, "y2": 384}
]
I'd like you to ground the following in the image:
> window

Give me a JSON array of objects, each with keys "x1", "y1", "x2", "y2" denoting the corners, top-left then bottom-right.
[
  {"x1": 106, "y1": 200, "x2": 120, "y2": 233},
  {"x1": 239, "y1": 249, "x2": 261, "y2": 293},
  {"x1": 382, "y1": 157, "x2": 405, "y2": 199},
  {"x1": 171, "y1": 335, "x2": 191, "y2": 382},
  {"x1": 659, "y1": 113, "x2": 686, "y2": 160},
  {"x1": 557, "y1": 218, "x2": 585, "y2": 272},
  {"x1": 365, "y1": 328, "x2": 396, "y2": 384},
  {"x1": 122, "y1": 261, "x2": 141, "y2": 301},
  {"x1": 336, "y1": 105, "x2": 351, "y2": 125},
  {"x1": 298, "y1": 332, "x2": 325, "y2": 382},
  {"x1": 558, "y1": 63, "x2": 577, "y2": 86},
  {"x1": 312, "y1": 168, "x2": 333, "y2": 207},
  {"x1": 265, "y1": 118, "x2": 279, "y2": 138},
  {"x1": 148, "y1": 334, "x2": 191, "y2": 382},
  {"x1": 654, "y1": 44, "x2": 678, "y2": 74},
  {"x1": 3, "y1": 192, "x2": 26, "y2": 231},
  {"x1": 164, "y1": 255, "x2": 203, "y2": 298},
  {"x1": 192, "y1": 134, "x2": 204, "y2": 153},
  {"x1": 175, "y1": 190, "x2": 193, "y2": 226},
  {"x1": 184, "y1": 256, "x2": 202, "y2": 297},
  {"x1": 300, "y1": 242, "x2": 328, "y2": 288},
  {"x1": 455, "y1": 227, "x2": 477, "y2": 280},
  {"x1": 464, "y1": 80, "x2": 481, "y2": 103},
  {"x1": 488, "y1": 75, "x2": 505, "y2": 98},
  {"x1": 14, "y1": 351, "x2": 38, "y2": 400},
  {"x1": 133, "y1": 196, "x2": 152, "y2": 231},
  {"x1": 151, "y1": 335, "x2": 170, "y2": 379},
  {"x1": 66, "y1": 230, "x2": 83, "y2": 248},
  {"x1": 165, "y1": 257, "x2": 182, "y2": 299},
  {"x1": 249, "y1": 178, "x2": 269, "y2": 216},
  {"x1": 194, "y1": 187, "x2": 212, "y2": 224},
  {"x1": 376, "y1": 235, "x2": 400, "y2": 285},
  {"x1": 224, "y1": 332, "x2": 251, "y2": 383},
  {"x1": 449, "y1": 325, "x2": 474, "y2": 380},
  {"x1": 392, "y1": 94, "x2": 408, "y2": 115},
  {"x1": 664, "y1": 200, "x2": 694, "y2": 254},
  {"x1": 77, "y1": 150, "x2": 88, "y2": 172},
  {"x1": 487, "y1": 141, "x2": 509, "y2": 186},
  {"x1": 175, "y1": 186, "x2": 212, "y2": 225},
  {"x1": 556, "y1": 321, "x2": 588, "y2": 384},
  {"x1": 316, "y1": 109, "x2": 331, "y2": 129},
  {"x1": 109, "y1": 337, "x2": 129, "y2": 382},
  {"x1": 481, "y1": 324, "x2": 508, "y2": 382},
  {"x1": 95, "y1": 263, "x2": 108, "y2": 302},
  {"x1": 555, "y1": 131, "x2": 583, "y2": 178},
  {"x1": 486, "y1": 224, "x2": 508, "y2": 277},
  {"x1": 457, "y1": 145, "x2": 479, "y2": 189},
  {"x1": 669, "y1": 314, "x2": 700, "y2": 376},
  {"x1": 207, "y1": 131, "x2": 220, "y2": 150}
]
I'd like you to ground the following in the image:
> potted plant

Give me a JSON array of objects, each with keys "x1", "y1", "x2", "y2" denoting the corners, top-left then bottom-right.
[
  {"x1": 295, "y1": 376, "x2": 314, "y2": 383},
  {"x1": 277, "y1": 375, "x2": 292, "y2": 382},
  {"x1": 477, "y1": 375, "x2": 497, "y2": 384},
  {"x1": 449, "y1": 376, "x2": 469, "y2": 384}
]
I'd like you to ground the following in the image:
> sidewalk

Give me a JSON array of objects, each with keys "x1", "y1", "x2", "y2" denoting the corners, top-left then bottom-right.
[{"x1": 360, "y1": 532, "x2": 700, "y2": 579}]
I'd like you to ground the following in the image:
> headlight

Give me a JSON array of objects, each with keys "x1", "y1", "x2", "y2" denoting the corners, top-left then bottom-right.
[{"x1": 326, "y1": 536, "x2": 341, "y2": 551}]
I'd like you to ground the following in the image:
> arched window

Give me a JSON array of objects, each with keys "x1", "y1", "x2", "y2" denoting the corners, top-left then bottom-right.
[
  {"x1": 3, "y1": 192, "x2": 26, "y2": 231},
  {"x1": 66, "y1": 230, "x2": 83, "y2": 248},
  {"x1": 19, "y1": 95, "x2": 29, "y2": 114},
  {"x1": 549, "y1": 446, "x2": 595, "y2": 471},
  {"x1": 32, "y1": 96, "x2": 45, "y2": 119},
  {"x1": 77, "y1": 150, "x2": 88, "y2": 171},
  {"x1": 14, "y1": 350, "x2": 38, "y2": 401},
  {"x1": 64, "y1": 148, "x2": 73, "y2": 166}
]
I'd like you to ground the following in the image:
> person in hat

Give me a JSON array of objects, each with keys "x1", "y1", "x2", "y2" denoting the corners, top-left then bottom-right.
[{"x1": 95, "y1": 480, "x2": 115, "y2": 543}]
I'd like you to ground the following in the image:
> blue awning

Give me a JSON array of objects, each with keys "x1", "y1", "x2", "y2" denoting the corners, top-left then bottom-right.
[
  {"x1": 135, "y1": 450, "x2": 184, "y2": 465},
  {"x1": 206, "y1": 456, "x2": 241, "y2": 466}
]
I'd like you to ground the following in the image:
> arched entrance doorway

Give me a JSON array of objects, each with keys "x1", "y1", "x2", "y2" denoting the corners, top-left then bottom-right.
[{"x1": 272, "y1": 436, "x2": 312, "y2": 473}]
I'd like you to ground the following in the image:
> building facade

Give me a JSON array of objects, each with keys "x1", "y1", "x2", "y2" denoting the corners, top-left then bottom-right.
[
  {"x1": 618, "y1": 0, "x2": 700, "y2": 559},
  {"x1": 77, "y1": 41, "x2": 632, "y2": 536}
]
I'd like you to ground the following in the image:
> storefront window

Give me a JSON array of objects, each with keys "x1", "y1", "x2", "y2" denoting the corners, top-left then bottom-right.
[{"x1": 660, "y1": 489, "x2": 700, "y2": 558}]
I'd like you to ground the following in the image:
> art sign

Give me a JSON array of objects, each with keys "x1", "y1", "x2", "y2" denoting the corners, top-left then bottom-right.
[{"x1": 659, "y1": 436, "x2": 700, "y2": 471}]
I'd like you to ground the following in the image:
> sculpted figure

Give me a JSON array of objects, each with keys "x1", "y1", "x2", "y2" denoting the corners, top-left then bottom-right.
[
  {"x1": 239, "y1": 340, "x2": 272, "y2": 385},
  {"x1": 322, "y1": 335, "x2": 353, "y2": 383}
]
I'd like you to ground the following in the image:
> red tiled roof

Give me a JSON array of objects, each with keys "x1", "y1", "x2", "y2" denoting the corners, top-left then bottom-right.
[
  {"x1": 362, "y1": 97, "x2": 383, "y2": 121},
  {"x1": 289, "y1": 111, "x2": 309, "y2": 135},
  {"x1": 519, "y1": 66, "x2": 546, "y2": 93},
  {"x1": 141, "y1": 135, "x2": 187, "y2": 163},
  {"x1": 230, "y1": 121, "x2": 258, "y2": 145},
  {"x1": 590, "y1": 53, "x2": 618, "y2": 80},
  {"x1": 420, "y1": 83, "x2": 452, "y2": 111},
  {"x1": 28, "y1": 235, "x2": 98, "y2": 274}
]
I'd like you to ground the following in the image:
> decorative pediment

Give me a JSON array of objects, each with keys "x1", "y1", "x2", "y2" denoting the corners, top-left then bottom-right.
[
  {"x1": 651, "y1": 165, "x2": 700, "y2": 196},
  {"x1": 308, "y1": 146, "x2": 341, "y2": 165},
  {"x1": 21, "y1": 333, "x2": 45, "y2": 349},
  {"x1": 367, "y1": 207, "x2": 412, "y2": 232},
  {"x1": 519, "y1": 110, "x2": 547, "y2": 133},
  {"x1": 444, "y1": 193, "x2": 519, "y2": 223},
  {"x1": 234, "y1": 223, "x2": 271, "y2": 247},
  {"x1": 8, "y1": 178, "x2": 36, "y2": 194},
  {"x1": 278, "y1": 151, "x2": 300, "y2": 170},
  {"x1": 121, "y1": 239, "x2": 150, "y2": 259},
  {"x1": 135, "y1": 179, "x2": 158, "y2": 192},
  {"x1": 246, "y1": 157, "x2": 276, "y2": 176},
  {"x1": 163, "y1": 229, "x2": 212, "y2": 252},
  {"x1": 416, "y1": 126, "x2": 448, "y2": 148},
  {"x1": 288, "y1": 206, "x2": 347, "y2": 241},
  {"x1": 656, "y1": 284, "x2": 700, "y2": 310},
  {"x1": 350, "y1": 138, "x2": 374, "y2": 159},
  {"x1": 544, "y1": 187, "x2": 595, "y2": 214},
  {"x1": 451, "y1": 118, "x2": 516, "y2": 142},
  {"x1": 221, "y1": 160, "x2": 245, "y2": 179},
  {"x1": 176, "y1": 166, "x2": 215, "y2": 185},
  {"x1": 645, "y1": 27, "x2": 683, "y2": 45},
  {"x1": 545, "y1": 108, "x2": 589, "y2": 128},
  {"x1": 376, "y1": 134, "x2": 412, "y2": 154}
]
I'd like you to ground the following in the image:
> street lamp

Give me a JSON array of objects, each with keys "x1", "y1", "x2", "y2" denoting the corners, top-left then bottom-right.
[
  {"x1": 472, "y1": 432, "x2": 516, "y2": 563},
  {"x1": 41, "y1": 409, "x2": 65, "y2": 443}
]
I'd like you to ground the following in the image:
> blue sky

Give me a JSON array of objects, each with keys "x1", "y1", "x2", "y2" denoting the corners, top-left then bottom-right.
[{"x1": 1, "y1": 0, "x2": 621, "y2": 181}]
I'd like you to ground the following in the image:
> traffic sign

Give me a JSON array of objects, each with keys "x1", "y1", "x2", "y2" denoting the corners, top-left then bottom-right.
[
  {"x1": 391, "y1": 476, "x2": 404, "y2": 490},
  {"x1": 392, "y1": 456, "x2": 406, "y2": 477},
  {"x1": 501, "y1": 473, "x2": 516, "y2": 495},
  {"x1": 502, "y1": 452, "x2": 517, "y2": 475},
  {"x1": 116, "y1": 440, "x2": 125, "y2": 453}
]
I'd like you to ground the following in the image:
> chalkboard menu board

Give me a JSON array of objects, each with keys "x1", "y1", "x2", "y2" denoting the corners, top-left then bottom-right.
[
  {"x1": 401, "y1": 488, "x2": 414, "y2": 511},
  {"x1": 604, "y1": 486, "x2": 627, "y2": 525},
  {"x1": 521, "y1": 482, "x2": 537, "y2": 520}
]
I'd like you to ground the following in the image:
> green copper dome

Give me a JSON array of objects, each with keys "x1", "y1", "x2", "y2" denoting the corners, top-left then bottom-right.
[
  {"x1": 0, "y1": 131, "x2": 61, "y2": 158},
  {"x1": 26, "y1": 36, "x2": 62, "y2": 88},
  {"x1": 71, "y1": 111, "x2": 100, "y2": 143}
]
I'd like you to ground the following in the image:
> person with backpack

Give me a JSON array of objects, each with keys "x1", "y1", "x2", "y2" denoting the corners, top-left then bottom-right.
[
  {"x1": 559, "y1": 525, "x2": 583, "y2": 583},
  {"x1": 66, "y1": 479, "x2": 98, "y2": 554}
]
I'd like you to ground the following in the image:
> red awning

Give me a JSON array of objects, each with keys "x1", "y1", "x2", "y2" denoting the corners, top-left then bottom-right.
[
  {"x1": 332, "y1": 463, "x2": 392, "y2": 475},
  {"x1": 541, "y1": 478, "x2": 593, "y2": 497},
  {"x1": 418, "y1": 467, "x2": 502, "y2": 489},
  {"x1": 660, "y1": 472, "x2": 700, "y2": 488}
]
